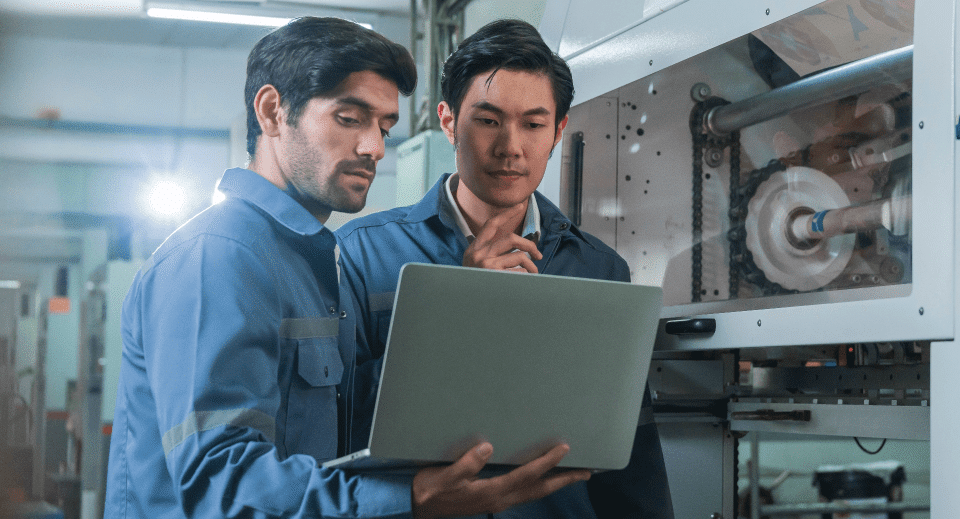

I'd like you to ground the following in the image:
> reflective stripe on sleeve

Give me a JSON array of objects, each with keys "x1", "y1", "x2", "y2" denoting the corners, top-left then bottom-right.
[
  {"x1": 162, "y1": 408, "x2": 276, "y2": 456},
  {"x1": 279, "y1": 317, "x2": 339, "y2": 339}
]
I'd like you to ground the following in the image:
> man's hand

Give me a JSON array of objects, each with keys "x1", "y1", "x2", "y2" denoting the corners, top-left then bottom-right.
[
  {"x1": 462, "y1": 211, "x2": 542, "y2": 273},
  {"x1": 411, "y1": 443, "x2": 590, "y2": 519}
]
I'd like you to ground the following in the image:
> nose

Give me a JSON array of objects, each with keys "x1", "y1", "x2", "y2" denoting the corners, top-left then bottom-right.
[
  {"x1": 493, "y1": 123, "x2": 522, "y2": 159},
  {"x1": 357, "y1": 124, "x2": 386, "y2": 162}
]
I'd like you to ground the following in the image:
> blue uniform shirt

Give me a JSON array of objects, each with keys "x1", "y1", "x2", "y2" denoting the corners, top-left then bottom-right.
[
  {"x1": 104, "y1": 168, "x2": 412, "y2": 519},
  {"x1": 337, "y1": 173, "x2": 675, "y2": 519}
]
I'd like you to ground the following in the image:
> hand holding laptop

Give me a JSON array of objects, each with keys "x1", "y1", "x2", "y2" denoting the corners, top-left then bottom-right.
[
  {"x1": 411, "y1": 442, "x2": 591, "y2": 519},
  {"x1": 462, "y1": 210, "x2": 542, "y2": 273}
]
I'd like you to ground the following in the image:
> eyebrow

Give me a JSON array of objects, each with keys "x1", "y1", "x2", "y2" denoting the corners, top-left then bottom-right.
[
  {"x1": 471, "y1": 101, "x2": 551, "y2": 118},
  {"x1": 336, "y1": 96, "x2": 399, "y2": 123}
]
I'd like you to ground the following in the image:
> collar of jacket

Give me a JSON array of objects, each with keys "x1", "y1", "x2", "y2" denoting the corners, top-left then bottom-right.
[
  {"x1": 400, "y1": 173, "x2": 596, "y2": 250},
  {"x1": 217, "y1": 167, "x2": 330, "y2": 240}
]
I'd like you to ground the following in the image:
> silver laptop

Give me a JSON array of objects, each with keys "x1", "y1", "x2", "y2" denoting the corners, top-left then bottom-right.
[{"x1": 323, "y1": 263, "x2": 662, "y2": 472}]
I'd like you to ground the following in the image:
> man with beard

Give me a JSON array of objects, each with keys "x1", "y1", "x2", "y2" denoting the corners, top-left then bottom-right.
[{"x1": 104, "y1": 17, "x2": 586, "y2": 519}]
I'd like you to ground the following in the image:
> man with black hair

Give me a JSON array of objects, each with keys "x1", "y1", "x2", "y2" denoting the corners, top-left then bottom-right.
[
  {"x1": 104, "y1": 17, "x2": 580, "y2": 519},
  {"x1": 338, "y1": 19, "x2": 676, "y2": 518}
]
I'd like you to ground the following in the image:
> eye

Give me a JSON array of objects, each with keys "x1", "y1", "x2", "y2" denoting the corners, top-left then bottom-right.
[
  {"x1": 338, "y1": 115, "x2": 360, "y2": 126},
  {"x1": 527, "y1": 122, "x2": 546, "y2": 129},
  {"x1": 477, "y1": 118, "x2": 498, "y2": 126},
  {"x1": 380, "y1": 128, "x2": 391, "y2": 138}
]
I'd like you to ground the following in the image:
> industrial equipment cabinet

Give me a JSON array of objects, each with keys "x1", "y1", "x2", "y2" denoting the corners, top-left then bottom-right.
[{"x1": 540, "y1": 0, "x2": 957, "y2": 517}]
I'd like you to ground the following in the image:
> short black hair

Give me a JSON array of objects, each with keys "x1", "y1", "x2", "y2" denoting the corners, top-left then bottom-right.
[
  {"x1": 440, "y1": 19, "x2": 573, "y2": 128},
  {"x1": 245, "y1": 17, "x2": 417, "y2": 156}
]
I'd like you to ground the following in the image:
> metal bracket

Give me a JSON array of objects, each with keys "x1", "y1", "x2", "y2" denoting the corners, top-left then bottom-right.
[{"x1": 729, "y1": 408, "x2": 811, "y2": 421}]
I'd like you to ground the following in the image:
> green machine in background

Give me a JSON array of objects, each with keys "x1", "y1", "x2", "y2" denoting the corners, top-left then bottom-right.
[{"x1": 395, "y1": 130, "x2": 456, "y2": 208}]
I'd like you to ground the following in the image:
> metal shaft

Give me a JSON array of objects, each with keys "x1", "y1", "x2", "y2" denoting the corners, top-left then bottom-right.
[
  {"x1": 789, "y1": 195, "x2": 912, "y2": 243},
  {"x1": 706, "y1": 45, "x2": 913, "y2": 136},
  {"x1": 761, "y1": 501, "x2": 929, "y2": 515}
]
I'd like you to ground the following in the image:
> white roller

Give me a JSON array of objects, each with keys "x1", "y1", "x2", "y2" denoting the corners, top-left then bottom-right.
[{"x1": 745, "y1": 166, "x2": 855, "y2": 291}]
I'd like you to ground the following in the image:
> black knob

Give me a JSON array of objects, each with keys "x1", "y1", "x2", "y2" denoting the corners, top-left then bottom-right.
[{"x1": 665, "y1": 318, "x2": 716, "y2": 336}]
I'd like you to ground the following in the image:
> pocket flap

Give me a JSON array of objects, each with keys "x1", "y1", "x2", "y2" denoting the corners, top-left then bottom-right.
[{"x1": 297, "y1": 337, "x2": 344, "y2": 387}]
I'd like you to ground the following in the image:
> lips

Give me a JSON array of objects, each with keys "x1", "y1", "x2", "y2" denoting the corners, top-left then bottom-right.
[
  {"x1": 488, "y1": 169, "x2": 524, "y2": 179},
  {"x1": 341, "y1": 168, "x2": 375, "y2": 183},
  {"x1": 347, "y1": 170, "x2": 374, "y2": 180},
  {"x1": 338, "y1": 158, "x2": 377, "y2": 182}
]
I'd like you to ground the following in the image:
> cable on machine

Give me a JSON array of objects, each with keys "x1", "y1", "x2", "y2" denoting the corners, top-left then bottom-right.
[{"x1": 854, "y1": 437, "x2": 888, "y2": 455}]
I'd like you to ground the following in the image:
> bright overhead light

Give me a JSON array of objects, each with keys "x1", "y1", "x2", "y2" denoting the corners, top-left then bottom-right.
[
  {"x1": 147, "y1": 7, "x2": 293, "y2": 27},
  {"x1": 0, "y1": 280, "x2": 21, "y2": 290},
  {"x1": 147, "y1": 180, "x2": 187, "y2": 219}
]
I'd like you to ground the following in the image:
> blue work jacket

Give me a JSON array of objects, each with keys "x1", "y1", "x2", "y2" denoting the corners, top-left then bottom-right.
[
  {"x1": 104, "y1": 168, "x2": 412, "y2": 519},
  {"x1": 336, "y1": 173, "x2": 675, "y2": 519}
]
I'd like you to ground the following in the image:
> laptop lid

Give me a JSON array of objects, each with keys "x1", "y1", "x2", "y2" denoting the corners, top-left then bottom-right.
[{"x1": 346, "y1": 263, "x2": 661, "y2": 471}]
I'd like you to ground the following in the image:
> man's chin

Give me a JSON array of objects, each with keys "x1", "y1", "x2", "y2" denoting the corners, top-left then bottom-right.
[
  {"x1": 482, "y1": 191, "x2": 533, "y2": 210},
  {"x1": 332, "y1": 197, "x2": 368, "y2": 214}
]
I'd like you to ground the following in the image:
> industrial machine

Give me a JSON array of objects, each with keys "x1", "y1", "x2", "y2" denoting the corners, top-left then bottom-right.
[
  {"x1": 13, "y1": 261, "x2": 139, "y2": 519},
  {"x1": 73, "y1": 261, "x2": 138, "y2": 519},
  {"x1": 541, "y1": 0, "x2": 956, "y2": 517}
]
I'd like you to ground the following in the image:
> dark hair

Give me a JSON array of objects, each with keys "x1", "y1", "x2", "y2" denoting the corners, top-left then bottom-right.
[
  {"x1": 245, "y1": 17, "x2": 417, "y2": 156},
  {"x1": 440, "y1": 19, "x2": 573, "y2": 128}
]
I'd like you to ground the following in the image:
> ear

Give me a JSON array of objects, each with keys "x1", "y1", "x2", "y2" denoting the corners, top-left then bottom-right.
[
  {"x1": 254, "y1": 84, "x2": 284, "y2": 138},
  {"x1": 553, "y1": 114, "x2": 569, "y2": 147},
  {"x1": 438, "y1": 101, "x2": 457, "y2": 145}
]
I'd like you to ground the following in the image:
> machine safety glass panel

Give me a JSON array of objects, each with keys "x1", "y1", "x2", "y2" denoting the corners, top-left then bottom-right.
[{"x1": 568, "y1": 0, "x2": 914, "y2": 310}]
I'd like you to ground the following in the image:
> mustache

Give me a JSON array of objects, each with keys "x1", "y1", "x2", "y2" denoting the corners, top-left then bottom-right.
[{"x1": 337, "y1": 158, "x2": 377, "y2": 176}]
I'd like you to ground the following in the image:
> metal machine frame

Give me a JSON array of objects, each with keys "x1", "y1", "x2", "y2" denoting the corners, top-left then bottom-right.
[{"x1": 541, "y1": 0, "x2": 958, "y2": 517}]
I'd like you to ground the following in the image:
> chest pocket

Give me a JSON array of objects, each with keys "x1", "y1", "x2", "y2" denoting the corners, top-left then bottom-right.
[
  {"x1": 280, "y1": 317, "x2": 342, "y2": 460},
  {"x1": 297, "y1": 336, "x2": 343, "y2": 386}
]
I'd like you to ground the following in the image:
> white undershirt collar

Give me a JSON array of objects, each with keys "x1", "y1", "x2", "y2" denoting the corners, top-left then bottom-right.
[{"x1": 444, "y1": 174, "x2": 540, "y2": 244}]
